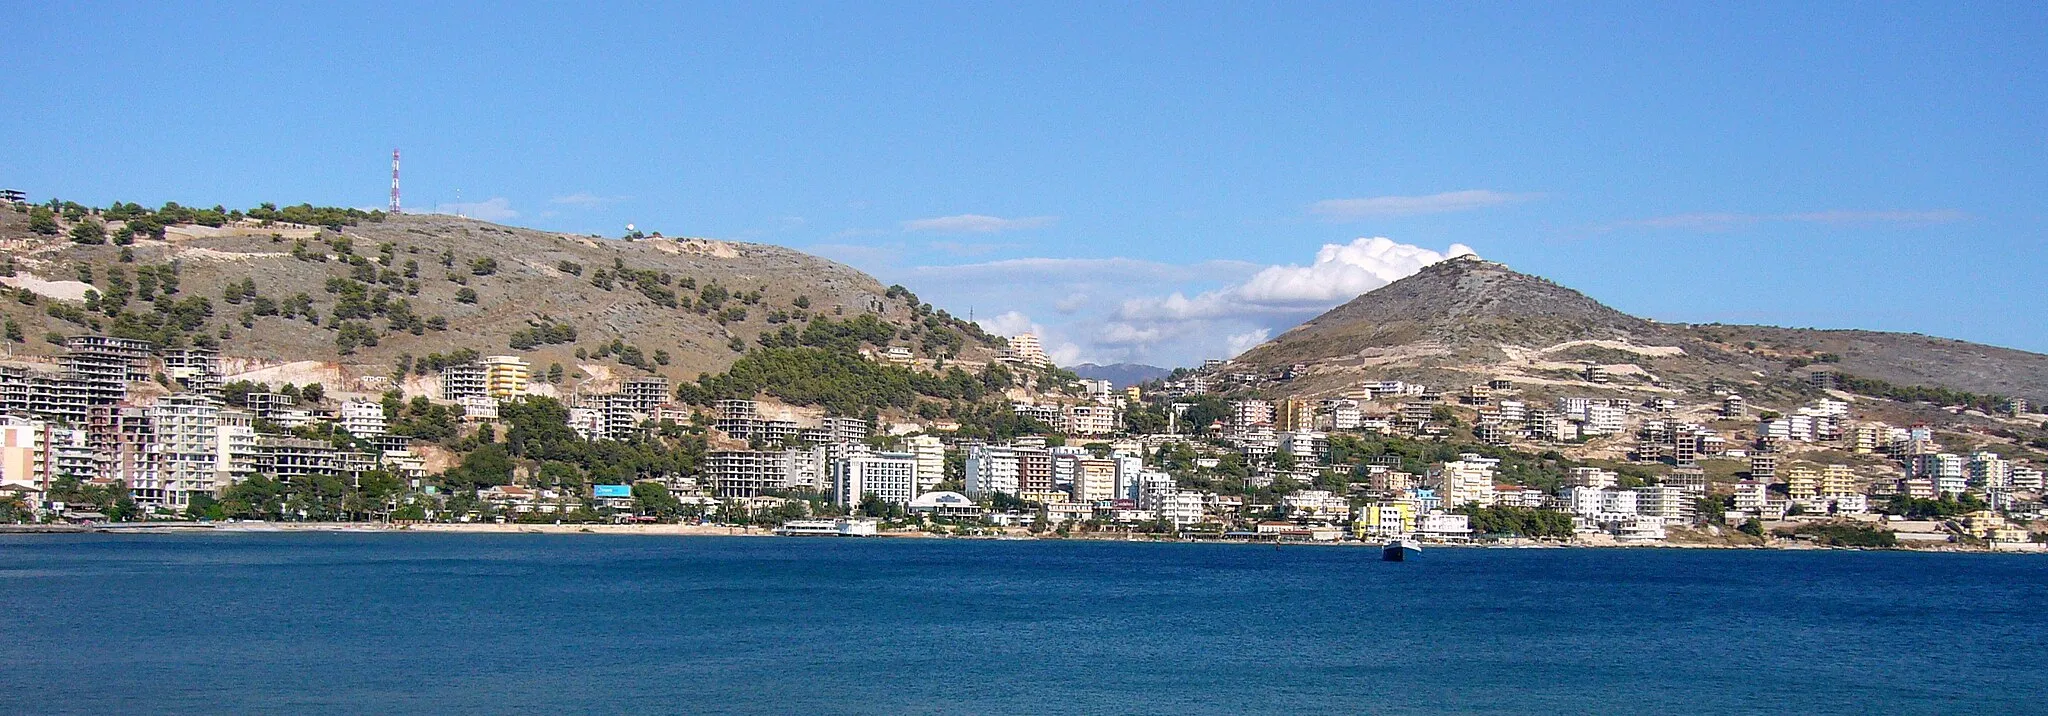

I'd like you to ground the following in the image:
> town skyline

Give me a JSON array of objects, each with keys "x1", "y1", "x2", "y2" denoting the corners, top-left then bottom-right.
[{"x1": 3, "y1": 3, "x2": 2044, "y2": 365}]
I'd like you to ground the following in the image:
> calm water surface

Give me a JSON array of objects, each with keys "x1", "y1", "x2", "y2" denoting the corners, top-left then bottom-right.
[{"x1": 1, "y1": 534, "x2": 2043, "y2": 715}]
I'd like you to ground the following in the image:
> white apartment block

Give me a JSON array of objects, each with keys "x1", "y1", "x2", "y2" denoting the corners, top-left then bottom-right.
[
  {"x1": 150, "y1": 395, "x2": 220, "y2": 508},
  {"x1": 340, "y1": 399, "x2": 387, "y2": 439},
  {"x1": 964, "y1": 444, "x2": 1020, "y2": 500},
  {"x1": 1583, "y1": 404, "x2": 1627, "y2": 436},
  {"x1": 1632, "y1": 485, "x2": 1693, "y2": 525},
  {"x1": 833, "y1": 452, "x2": 919, "y2": 507},
  {"x1": 1157, "y1": 491, "x2": 1206, "y2": 526},
  {"x1": 1064, "y1": 404, "x2": 1117, "y2": 436},
  {"x1": 1435, "y1": 454, "x2": 1499, "y2": 509},
  {"x1": 904, "y1": 435, "x2": 946, "y2": 491}
]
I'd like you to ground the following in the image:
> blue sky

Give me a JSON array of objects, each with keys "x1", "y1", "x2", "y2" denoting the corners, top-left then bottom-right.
[{"x1": 3, "y1": 2, "x2": 2042, "y2": 366}]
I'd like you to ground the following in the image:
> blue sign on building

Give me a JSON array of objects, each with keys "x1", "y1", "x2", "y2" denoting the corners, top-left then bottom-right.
[{"x1": 593, "y1": 484, "x2": 633, "y2": 498}]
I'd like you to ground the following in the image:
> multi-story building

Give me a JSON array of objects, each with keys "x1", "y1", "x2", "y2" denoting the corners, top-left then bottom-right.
[
  {"x1": 48, "y1": 426, "x2": 96, "y2": 484},
  {"x1": 707, "y1": 450, "x2": 786, "y2": 498},
  {"x1": 1665, "y1": 468, "x2": 1708, "y2": 497},
  {"x1": 903, "y1": 435, "x2": 945, "y2": 492},
  {"x1": 62, "y1": 336, "x2": 152, "y2": 407},
  {"x1": 1719, "y1": 394, "x2": 1747, "y2": 419},
  {"x1": 1785, "y1": 465, "x2": 1820, "y2": 503},
  {"x1": 1354, "y1": 501, "x2": 1418, "y2": 538},
  {"x1": 87, "y1": 404, "x2": 157, "y2": 501},
  {"x1": 215, "y1": 409, "x2": 258, "y2": 488},
  {"x1": 1749, "y1": 454, "x2": 1778, "y2": 481},
  {"x1": 1156, "y1": 490, "x2": 1206, "y2": 526},
  {"x1": 1435, "y1": 454, "x2": 1499, "y2": 509},
  {"x1": 1064, "y1": 404, "x2": 1117, "y2": 436},
  {"x1": 963, "y1": 444, "x2": 1020, "y2": 500},
  {"x1": 832, "y1": 451, "x2": 918, "y2": 507},
  {"x1": 1567, "y1": 467, "x2": 1618, "y2": 490},
  {"x1": 0, "y1": 365, "x2": 91, "y2": 425},
  {"x1": 0, "y1": 415, "x2": 49, "y2": 497},
  {"x1": 1583, "y1": 404, "x2": 1627, "y2": 436},
  {"x1": 340, "y1": 399, "x2": 387, "y2": 439},
  {"x1": 440, "y1": 363, "x2": 488, "y2": 401},
  {"x1": 1730, "y1": 480, "x2": 1770, "y2": 515},
  {"x1": 1016, "y1": 448, "x2": 1059, "y2": 502},
  {"x1": 1274, "y1": 399, "x2": 1316, "y2": 432},
  {"x1": 998, "y1": 333, "x2": 1050, "y2": 367},
  {"x1": 257, "y1": 436, "x2": 340, "y2": 484},
  {"x1": 1633, "y1": 485, "x2": 1694, "y2": 525},
  {"x1": 618, "y1": 376, "x2": 671, "y2": 413},
  {"x1": 147, "y1": 395, "x2": 222, "y2": 509},
  {"x1": 481, "y1": 356, "x2": 530, "y2": 399},
  {"x1": 1231, "y1": 400, "x2": 1275, "y2": 429},
  {"x1": 160, "y1": 348, "x2": 223, "y2": 397},
  {"x1": 1070, "y1": 458, "x2": 1118, "y2": 503}
]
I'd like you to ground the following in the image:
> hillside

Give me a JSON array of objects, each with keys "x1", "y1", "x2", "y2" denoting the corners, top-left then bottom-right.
[
  {"x1": 1233, "y1": 256, "x2": 2048, "y2": 405},
  {"x1": 0, "y1": 202, "x2": 1003, "y2": 393}
]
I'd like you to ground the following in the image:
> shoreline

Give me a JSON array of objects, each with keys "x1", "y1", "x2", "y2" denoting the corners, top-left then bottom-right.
[{"x1": 3, "y1": 521, "x2": 2032, "y2": 553}]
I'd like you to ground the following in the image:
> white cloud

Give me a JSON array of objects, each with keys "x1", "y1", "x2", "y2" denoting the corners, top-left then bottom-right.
[
  {"x1": 1118, "y1": 237, "x2": 1474, "y2": 321},
  {"x1": 976, "y1": 311, "x2": 1084, "y2": 366},
  {"x1": 549, "y1": 192, "x2": 629, "y2": 208},
  {"x1": 1225, "y1": 329, "x2": 1270, "y2": 357},
  {"x1": 977, "y1": 310, "x2": 1037, "y2": 337},
  {"x1": 1310, "y1": 190, "x2": 1535, "y2": 220},
  {"x1": 424, "y1": 197, "x2": 518, "y2": 222},
  {"x1": 902, "y1": 214, "x2": 1056, "y2": 233},
  {"x1": 890, "y1": 238, "x2": 1471, "y2": 367}
]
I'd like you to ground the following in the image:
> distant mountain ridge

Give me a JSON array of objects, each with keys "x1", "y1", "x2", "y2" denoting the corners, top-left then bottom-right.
[
  {"x1": 1233, "y1": 256, "x2": 2048, "y2": 403},
  {"x1": 1070, "y1": 362, "x2": 1172, "y2": 388}
]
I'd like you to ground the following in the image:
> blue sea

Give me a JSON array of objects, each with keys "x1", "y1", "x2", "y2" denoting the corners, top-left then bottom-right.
[{"x1": 2, "y1": 534, "x2": 2044, "y2": 715}]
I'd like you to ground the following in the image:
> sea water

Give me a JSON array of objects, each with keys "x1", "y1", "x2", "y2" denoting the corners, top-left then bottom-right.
[{"x1": 2, "y1": 534, "x2": 2043, "y2": 714}]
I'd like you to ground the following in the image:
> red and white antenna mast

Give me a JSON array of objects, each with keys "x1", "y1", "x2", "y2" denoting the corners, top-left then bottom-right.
[{"x1": 389, "y1": 149, "x2": 402, "y2": 214}]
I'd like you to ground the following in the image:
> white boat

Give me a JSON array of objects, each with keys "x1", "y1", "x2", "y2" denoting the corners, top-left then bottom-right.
[{"x1": 1382, "y1": 538, "x2": 1421, "y2": 561}]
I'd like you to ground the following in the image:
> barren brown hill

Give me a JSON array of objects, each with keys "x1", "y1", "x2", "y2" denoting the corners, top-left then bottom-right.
[
  {"x1": 0, "y1": 206, "x2": 1000, "y2": 389},
  {"x1": 1233, "y1": 256, "x2": 2048, "y2": 405}
]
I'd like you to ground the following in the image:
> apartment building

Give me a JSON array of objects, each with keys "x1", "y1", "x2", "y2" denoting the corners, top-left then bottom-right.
[{"x1": 963, "y1": 444, "x2": 1020, "y2": 500}]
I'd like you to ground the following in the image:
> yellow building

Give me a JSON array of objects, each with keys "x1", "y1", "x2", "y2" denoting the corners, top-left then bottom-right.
[
  {"x1": 482, "y1": 355, "x2": 531, "y2": 399},
  {"x1": 1820, "y1": 464, "x2": 1858, "y2": 498},
  {"x1": 1275, "y1": 398, "x2": 1316, "y2": 432},
  {"x1": 1849, "y1": 423, "x2": 1889, "y2": 454},
  {"x1": 1785, "y1": 465, "x2": 1820, "y2": 502},
  {"x1": 1354, "y1": 501, "x2": 1417, "y2": 539},
  {"x1": 0, "y1": 417, "x2": 48, "y2": 494},
  {"x1": 1124, "y1": 386, "x2": 1143, "y2": 403},
  {"x1": 1071, "y1": 458, "x2": 1118, "y2": 502}
]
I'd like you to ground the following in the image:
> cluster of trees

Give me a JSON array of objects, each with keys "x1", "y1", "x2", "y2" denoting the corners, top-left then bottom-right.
[
  {"x1": 678, "y1": 346, "x2": 1011, "y2": 416},
  {"x1": 1774, "y1": 522, "x2": 1898, "y2": 548},
  {"x1": 193, "y1": 471, "x2": 405, "y2": 521},
  {"x1": 1879, "y1": 493, "x2": 1986, "y2": 519},
  {"x1": 1835, "y1": 374, "x2": 2014, "y2": 414},
  {"x1": 84, "y1": 263, "x2": 180, "y2": 317},
  {"x1": 509, "y1": 321, "x2": 577, "y2": 350},
  {"x1": 578, "y1": 338, "x2": 667, "y2": 370},
  {"x1": 222, "y1": 380, "x2": 327, "y2": 406},
  {"x1": 47, "y1": 476, "x2": 138, "y2": 520},
  {"x1": 242, "y1": 202, "x2": 385, "y2": 230},
  {"x1": 410, "y1": 348, "x2": 481, "y2": 374},
  {"x1": 383, "y1": 393, "x2": 461, "y2": 441},
  {"x1": 754, "y1": 314, "x2": 900, "y2": 352},
  {"x1": 1455, "y1": 505, "x2": 1576, "y2": 538}
]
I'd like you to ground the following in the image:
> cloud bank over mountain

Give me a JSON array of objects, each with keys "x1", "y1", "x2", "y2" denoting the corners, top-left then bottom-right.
[{"x1": 907, "y1": 236, "x2": 1477, "y2": 368}]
